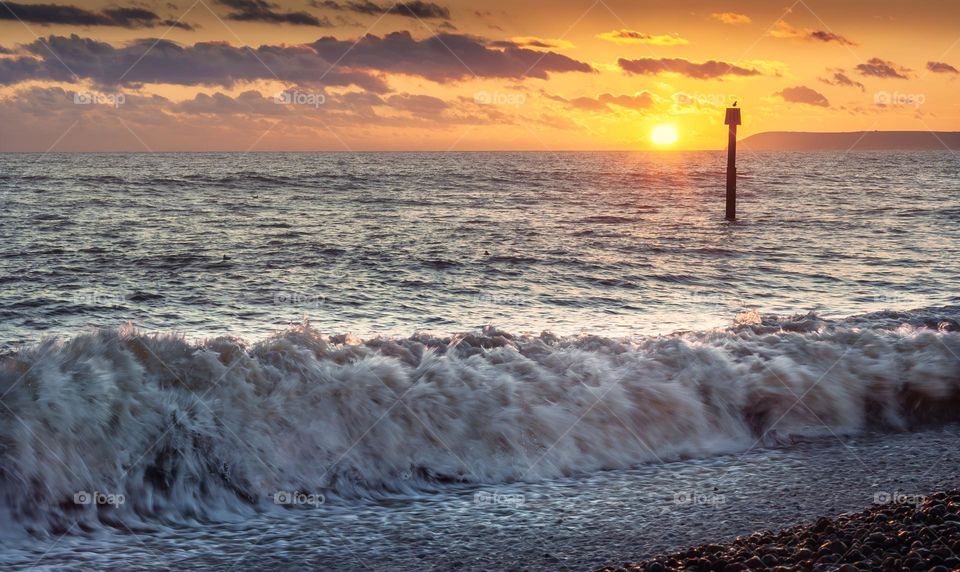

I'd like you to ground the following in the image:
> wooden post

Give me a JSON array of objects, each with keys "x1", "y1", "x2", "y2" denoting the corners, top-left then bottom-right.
[{"x1": 724, "y1": 107, "x2": 741, "y2": 220}]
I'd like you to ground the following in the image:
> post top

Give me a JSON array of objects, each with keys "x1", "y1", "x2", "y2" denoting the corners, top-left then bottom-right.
[{"x1": 724, "y1": 107, "x2": 742, "y2": 126}]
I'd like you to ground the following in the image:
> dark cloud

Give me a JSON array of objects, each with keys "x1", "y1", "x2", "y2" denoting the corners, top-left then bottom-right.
[
  {"x1": 391, "y1": 1, "x2": 450, "y2": 19},
  {"x1": 0, "y1": 56, "x2": 52, "y2": 85},
  {"x1": 618, "y1": 57, "x2": 761, "y2": 79},
  {"x1": 808, "y1": 30, "x2": 856, "y2": 46},
  {"x1": 3, "y1": 31, "x2": 591, "y2": 88},
  {"x1": 776, "y1": 85, "x2": 830, "y2": 107},
  {"x1": 12, "y1": 34, "x2": 387, "y2": 91},
  {"x1": 217, "y1": 0, "x2": 331, "y2": 26},
  {"x1": 488, "y1": 37, "x2": 572, "y2": 50},
  {"x1": 315, "y1": 0, "x2": 450, "y2": 20},
  {"x1": 314, "y1": 0, "x2": 379, "y2": 15},
  {"x1": 0, "y1": 2, "x2": 194, "y2": 29},
  {"x1": 856, "y1": 57, "x2": 910, "y2": 79},
  {"x1": 820, "y1": 70, "x2": 864, "y2": 91},
  {"x1": 927, "y1": 61, "x2": 959, "y2": 74},
  {"x1": 310, "y1": 31, "x2": 594, "y2": 81}
]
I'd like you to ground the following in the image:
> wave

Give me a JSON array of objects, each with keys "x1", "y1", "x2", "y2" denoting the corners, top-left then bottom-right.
[{"x1": 2, "y1": 307, "x2": 960, "y2": 535}]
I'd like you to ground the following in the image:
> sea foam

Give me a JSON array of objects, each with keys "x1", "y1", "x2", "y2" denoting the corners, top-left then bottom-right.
[{"x1": 1, "y1": 308, "x2": 959, "y2": 534}]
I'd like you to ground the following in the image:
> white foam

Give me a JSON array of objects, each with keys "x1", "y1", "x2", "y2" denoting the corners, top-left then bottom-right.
[{"x1": 1, "y1": 309, "x2": 959, "y2": 534}]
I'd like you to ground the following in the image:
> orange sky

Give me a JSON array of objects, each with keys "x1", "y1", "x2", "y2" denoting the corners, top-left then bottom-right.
[{"x1": 0, "y1": 0, "x2": 958, "y2": 151}]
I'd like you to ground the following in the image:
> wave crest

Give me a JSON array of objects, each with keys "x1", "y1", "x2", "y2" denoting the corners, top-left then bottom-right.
[{"x1": 2, "y1": 309, "x2": 960, "y2": 533}]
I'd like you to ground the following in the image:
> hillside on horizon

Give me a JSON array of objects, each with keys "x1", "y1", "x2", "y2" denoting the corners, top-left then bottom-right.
[{"x1": 740, "y1": 131, "x2": 960, "y2": 151}]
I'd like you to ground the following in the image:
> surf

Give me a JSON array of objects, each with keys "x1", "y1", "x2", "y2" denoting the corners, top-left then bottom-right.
[{"x1": 1, "y1": 307, "x2": 959, "y2": 535}]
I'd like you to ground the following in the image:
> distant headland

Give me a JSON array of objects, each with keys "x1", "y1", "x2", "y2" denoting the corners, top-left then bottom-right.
[{"x1": 740, "y1": 131, "x2": 960, "y2": 151}]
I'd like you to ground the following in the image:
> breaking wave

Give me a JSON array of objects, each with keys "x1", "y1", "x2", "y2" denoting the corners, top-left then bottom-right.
[{"x1": 2, "y1": 307, "x2": 960, "y2": 535}]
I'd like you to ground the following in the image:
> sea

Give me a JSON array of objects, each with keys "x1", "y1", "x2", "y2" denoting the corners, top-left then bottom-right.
[{"x1": 0, "y1": 151, "x2": 959, "y2": 570}]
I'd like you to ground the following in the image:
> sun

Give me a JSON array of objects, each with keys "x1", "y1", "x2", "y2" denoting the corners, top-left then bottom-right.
[{"x1": 651, "y1": 124, "x2": 679, "y2": 146}]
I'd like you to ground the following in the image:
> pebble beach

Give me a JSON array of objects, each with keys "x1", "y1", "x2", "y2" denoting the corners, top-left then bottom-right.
[{"x1": 605, "y1": 490, "x2": 960, "y2": 571}]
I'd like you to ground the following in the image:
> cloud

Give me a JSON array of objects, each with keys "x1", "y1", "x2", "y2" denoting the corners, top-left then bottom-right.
[
  {"x1": 618, "y1": 57, "x2": 761, "y2": 79},
  {"x1": 770, "y1": 21, "x2": 856, "y2": 46},
  {"x1": 0, "y1": 56, "x2": 54, "y2": 85},
  {"x1": 6, "y1": 32, "x2": 591, "y2": 88},
  {"x1": 597, "y1": 29, "x2": 688, "y2": 46},
  {"x1": 557, "y1": 92, "x2": 656, "y2": 112},
  {"x1": 490, "y1": 37, "x2": 574, "y2": 50},
  {"x1": 315, "y1": 0, "x2": 450, "y2": 20},
  {"x1": 927, "y1": 61, "x2": 959, "y2": 74},
  {"x1": 13, "y1": 34, "x2": 387, "y2": 91},
  {"x1": 172, "y1": 89, "x2": 451, "y2": 120},
  {"x1": 712, "y1": 12, "x2": 751, "y2": 25},
  {"x1": 775, "y1": 85, "x2": 829, "y2": 107},
  {"x1": 820, "y1": 69, "x2": 864, "y2": 91},
  {"x1": 808, "y1": 30, "x2": 856, "y2": 45},
  {"x1": 0, "y1": 83, "x2": 525, "y2": 151},
  {"x1": 310, "y1": 31, "x2": 594, "y2": 81},
  {"x1": 0, "y1": 2, "x2": 194, "y2": 29},
  {"x1": 217, "y1": 0, "x2": 331, "y2": 26},
  {"x1": 856, "y1": 57, "x2": 910, "y2": 79},
  {"x1": 174, "y1": 90, "x2": 290, "y2": 115},
  {"x1": 312, "y1": 0, "x2": 373, "y2": 14},
  {"x1": 385, "y1": 93, "x2": 448, "y2": 117},
  {"x1": 0, "y1": 84, "x2": 428, "y2": 122},
  {"x1": 389, "y1": 1, "x2": 450, "y2": 19}
]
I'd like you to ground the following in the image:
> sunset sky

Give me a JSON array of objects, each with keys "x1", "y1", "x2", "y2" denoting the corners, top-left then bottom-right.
[{"x1": 1, "y1": 0, "x2": 958, "y2": 151}]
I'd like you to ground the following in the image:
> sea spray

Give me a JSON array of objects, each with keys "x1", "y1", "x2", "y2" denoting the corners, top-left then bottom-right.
[{"x1": 1, "y1": 308, "x2": 959, "y2": 534}]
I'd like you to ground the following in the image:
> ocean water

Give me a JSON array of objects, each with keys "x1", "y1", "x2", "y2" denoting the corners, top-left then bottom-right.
[
  {"x1": 2, "y1": 151, "x2": 958, "y2": 344},
  {"x1": 1, "y1": 151, "x2": 960, "y2": 570}
]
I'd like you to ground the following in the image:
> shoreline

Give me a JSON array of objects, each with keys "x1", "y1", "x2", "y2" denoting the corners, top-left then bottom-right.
[
  {"x1": 3, "y1": 427, "x2": 960, "y2": 570},
  {"x1": 602, "y1": 490, "x2": 960, "y2": 571}
]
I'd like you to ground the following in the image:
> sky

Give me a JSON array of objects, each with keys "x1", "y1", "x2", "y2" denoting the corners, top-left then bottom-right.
[{"x1": 0, "y1": 0, "x2": 958, "y2": 151}]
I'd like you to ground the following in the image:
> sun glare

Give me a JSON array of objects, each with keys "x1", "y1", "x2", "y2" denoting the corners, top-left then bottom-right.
[{"x1": 651, "y1": 124, "x2": 679, "y2": 146}]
